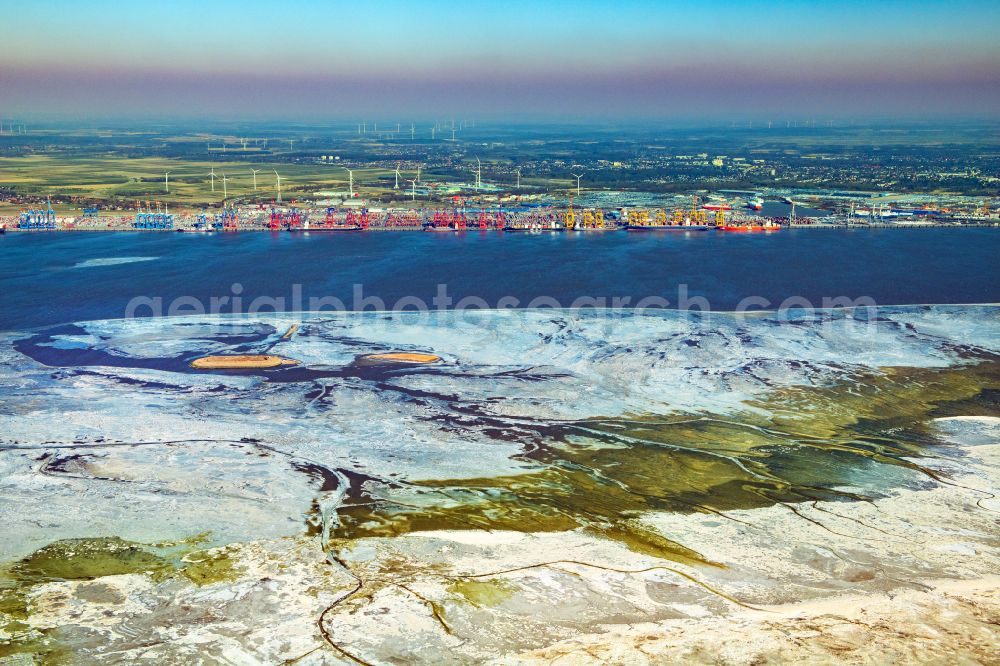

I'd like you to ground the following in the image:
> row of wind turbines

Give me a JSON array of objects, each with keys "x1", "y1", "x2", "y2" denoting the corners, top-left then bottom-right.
[
  {"x1": 161, "y1": 165, "x2": 371, "y2": 202},
  {"x1": 206, "y1": 119, "x2": 477, "y2": 154},
  {"x1": 356, "y1": 119, "x2": 475, "y2": 142},
  {"x1": 158, "y1": 160, "x2": 582, "y2": 202},
  {"x1": 453, "y1": 159, "x2": 581, "y2": 195},
  {"x1": 162, "y1": 168, "x2": 286, "y2": 201}
]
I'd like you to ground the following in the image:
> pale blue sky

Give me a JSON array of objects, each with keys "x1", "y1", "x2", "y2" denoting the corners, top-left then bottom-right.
[{"x1": 3, "y1": 0, "x2": 998, "y2": 119}]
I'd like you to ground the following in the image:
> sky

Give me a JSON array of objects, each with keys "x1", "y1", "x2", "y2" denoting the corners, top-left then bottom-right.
[{"x1": 3, "y1": 0, "x2": 999, "y2": 121}]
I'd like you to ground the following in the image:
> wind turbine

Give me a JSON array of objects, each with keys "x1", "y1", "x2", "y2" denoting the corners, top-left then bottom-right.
[
  {"x1": 410, "y1": 123, "x2": 415, "y2": 140},
  {"x1": 451, "y1": 128, "x2": 457, "y2": 141},
  {"x1": 164, "y1": 171, "x2": 171, "y2": 193},
  {"x1": 209, "y1": 168, "x2": 216, "y2": 193},
  {"x1": 475, "y1": 157, "x2": 482, "y2": 191},
  {"x1": 408, "y1": 179, "x2": 417, "y2": 201},
  {"x1": 516, "y1": 168, "x2": 521, "y2": 189},
  {"x1": 273, "y1": 169, "x2": 282, "y2": 203},
  {"x1": 416, "y1": 165, "x2": 421, "y2": 183},
  {"x1": 342, "y1": 167, "x2": 354, "y2": 198},
  {"x1": 250, "y1": 168, "x2": 261, "y2": 192},
  {"x1": 220, "y1": 172, "x2": 229, "y2": 200},
  {"x1": 571, "y1": 173, "x2": 583, "y2": 197},
  {"x1": 394, "y1": 164, "x2": 401, "y2": 189},
  {"x1": 288, "y1": 139, "x2": 295, "y2": 151}
]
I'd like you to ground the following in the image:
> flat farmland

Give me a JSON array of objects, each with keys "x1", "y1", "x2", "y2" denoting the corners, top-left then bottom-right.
[{"x1": 0, "y1": 155, "x2": 400, "y2": 211}]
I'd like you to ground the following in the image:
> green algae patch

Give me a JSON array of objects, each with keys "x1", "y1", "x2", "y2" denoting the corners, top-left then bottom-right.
[
  {"x1": 0, "y1": 533, "x2": 240, "y2": 663},
  {"x1": 329, "y1": 357, "x2": 1000, "y2": 568},
  {"x1": 11, "y1": 537, "x2": 175, "y2": 583},
  {"x1": 180, "y1": 548, "x2": 243, "y2": 586},
  {"x1": 587, "y1": 521, "x2": 722, "y2": 568},
  {"x1": 753, "y1": 361, "x2": 1000, "y2": 441},
  {"x1": 0, "y1": 575, "x2": 68, "y2": 665},
  {"x1": 449, "y1": 579, "x2": 516, "y2": 608},
  {"x1": 0, "y1": 582, "x2": 31, "y2": 636},
  {"x1": 0, "y1": 635, "x2": 70, "y2": 666}
]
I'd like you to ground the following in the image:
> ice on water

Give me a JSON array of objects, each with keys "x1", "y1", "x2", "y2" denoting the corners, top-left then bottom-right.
[
  {"x1": 70, "y1": 256, "x2": 160, "y2": 269},
  {"x1": 0, "y1": 305, "x2": 997, "y2": 558}
]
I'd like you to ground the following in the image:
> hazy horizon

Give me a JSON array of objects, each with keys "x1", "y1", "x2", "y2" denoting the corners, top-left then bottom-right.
[{"x1": 3, "y1": 0, "x2": 1000, "y2": 121}]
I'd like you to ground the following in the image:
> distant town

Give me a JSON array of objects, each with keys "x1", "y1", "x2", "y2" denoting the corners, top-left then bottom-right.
[{"x1": 1, "y1": 120, "x2": 997, "y2": 231}]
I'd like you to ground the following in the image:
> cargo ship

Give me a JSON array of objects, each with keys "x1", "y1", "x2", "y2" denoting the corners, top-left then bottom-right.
[
  {"x1": 625, "y1": 221, "x2": 708, "y2": 231},
  {"x1": 288, "y1": 221, "x2": 365, "y2": 233},
  {"x1": 504, "y1": 220, "x2": 566, "y2": 232},
  {"x1": 748, "y1": 196, "x2": 764, "y2": 210},
  {"x1": 423, "y1": 221, "x2": 471, "y2": 232},
  {"x1": 719, "y1": 221, "x2": 781, "y2": 232},
  {"x1": 290, "y1": 223, "x2": 362, "y2": 232},
  {"x1": 702, "y1": 203, "x2": 732, "y2": 211}
]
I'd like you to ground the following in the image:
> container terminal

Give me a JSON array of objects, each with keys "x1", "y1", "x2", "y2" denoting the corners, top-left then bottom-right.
[{"x1": 1, "y1": 192, "x2": 997, "y2": 234}]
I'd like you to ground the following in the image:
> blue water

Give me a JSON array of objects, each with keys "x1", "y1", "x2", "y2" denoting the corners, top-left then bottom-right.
[{"x1": 1, "y1": 228, "x2": 998, "y2": 329}]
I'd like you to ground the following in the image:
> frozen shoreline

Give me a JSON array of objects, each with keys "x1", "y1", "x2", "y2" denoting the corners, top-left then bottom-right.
[
  {"x1": 1, "y1": 309, "x2": 997, "y2": 662},
  {"x1": 10, "y1": 418, "x2": 998, "y2": 663}
]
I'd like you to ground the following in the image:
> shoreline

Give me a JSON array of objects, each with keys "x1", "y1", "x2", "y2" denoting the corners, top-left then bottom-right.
[
  {"x1": 3, "y1": 222, "x2": 999, "y2": 233},
  {"x1": 4, "y1": 303, "x2": 998, "y2": 342}
]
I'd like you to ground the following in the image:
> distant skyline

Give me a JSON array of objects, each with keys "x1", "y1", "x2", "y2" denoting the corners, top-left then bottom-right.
[{"x1": 3, "y1": 0, "x2": 999, "y2": 120}]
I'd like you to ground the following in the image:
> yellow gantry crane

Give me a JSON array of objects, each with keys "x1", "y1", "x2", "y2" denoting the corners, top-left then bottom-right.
[
  {"x1": 570, "y1": 207, "x2": 604, "y2": 229},
  {"x1": 628, "y1": 210, "x2": 651, "y2": 226},
  {"x1": 565, "y1": 197, "x2": 576, "y2": 229}
]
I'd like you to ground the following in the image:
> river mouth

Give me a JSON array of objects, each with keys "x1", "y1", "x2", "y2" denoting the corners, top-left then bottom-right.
[{"x1": 1, "y1": 306, "x2": 998, "y2": 662}]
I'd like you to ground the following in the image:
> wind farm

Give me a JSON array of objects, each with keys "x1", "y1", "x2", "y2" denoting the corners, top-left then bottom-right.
[
  {"x1": 2, "y1": 121, "x2": 997, "y2": 230},
  {"x1": 0, "y1": 154, "x2": 405, "y2": 214}
]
